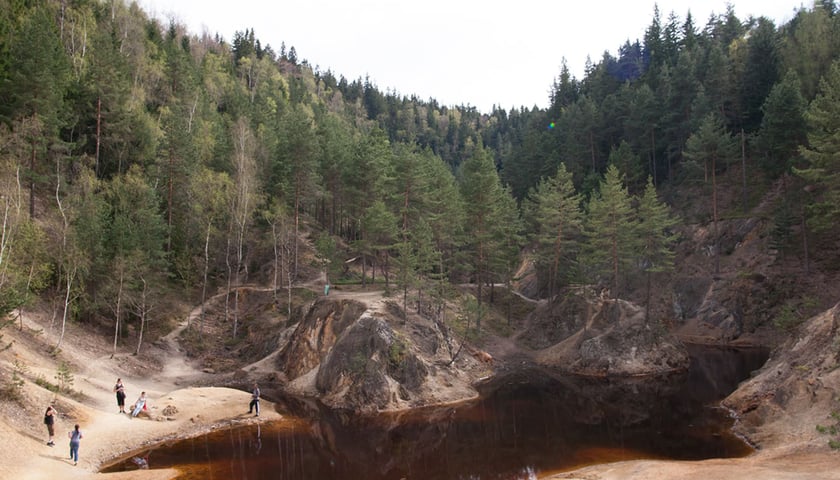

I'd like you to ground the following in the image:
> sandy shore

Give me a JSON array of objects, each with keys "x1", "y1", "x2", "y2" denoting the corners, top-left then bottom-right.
[
  {"x1": 0, "y1": 307, "x2": 285, "y2": 480},
  {"x1": 4, "y1": 305, "x2": 840, "y2": 480},
  {"x1": 1, "y1": 385, "x2": 282, "y2": 480}
]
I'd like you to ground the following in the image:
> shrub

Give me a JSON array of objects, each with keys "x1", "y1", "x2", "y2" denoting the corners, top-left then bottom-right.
[
  {"x1": 0, "y1": 360, "x2": 27, "y2": 402},
  {"x1": 817, "y1": 411, "x2": 840, "y2": 449},
  {"x1": 55, "y1": 361, "x2": 74, "y2": 394}
]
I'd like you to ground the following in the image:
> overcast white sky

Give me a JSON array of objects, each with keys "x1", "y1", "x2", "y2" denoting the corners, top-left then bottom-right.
[{"x1": 139, "y1": 0, "x2": 801, "y2": 113}]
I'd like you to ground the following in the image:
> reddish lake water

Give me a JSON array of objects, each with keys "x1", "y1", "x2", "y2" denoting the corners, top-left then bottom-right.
[{"x1": 102, "y1": 345, "x2": 767, "y2": 479}]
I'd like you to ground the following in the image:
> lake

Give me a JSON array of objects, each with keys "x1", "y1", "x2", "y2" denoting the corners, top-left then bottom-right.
[{"x1": 102, "y1": 345, "x2": 768, "y2": 479}]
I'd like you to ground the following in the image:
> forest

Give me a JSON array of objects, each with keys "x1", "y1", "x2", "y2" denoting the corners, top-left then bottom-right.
[{"x1": 1, "y1": 0, "x2": 840, "y2": 352}]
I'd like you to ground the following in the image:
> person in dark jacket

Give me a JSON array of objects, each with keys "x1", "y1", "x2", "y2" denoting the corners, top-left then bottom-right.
[
  {"x1": 44, "y1": 405, "x2": 58, "y2": 446},
  {"x1": 114, "y1": 378, "x2": 126, "y2": 413},
  {"x1": 248, "y1": 383, "x2": 260, "y2": 417}
]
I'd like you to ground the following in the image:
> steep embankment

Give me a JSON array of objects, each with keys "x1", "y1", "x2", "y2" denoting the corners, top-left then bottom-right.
[
  {"x1": 3, "y1": 289, "x2": 840, "y2": 479},
  {"x1": 552, "y1": 303, "x2": 840, "y2": 480}
]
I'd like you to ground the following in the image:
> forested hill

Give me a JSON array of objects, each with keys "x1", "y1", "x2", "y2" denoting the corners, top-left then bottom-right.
[{"x1": 1, "y1": 0, "x2": 840, "y2": 350}]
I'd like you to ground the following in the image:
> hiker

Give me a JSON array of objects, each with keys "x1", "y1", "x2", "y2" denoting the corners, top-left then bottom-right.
[
  {"x1": 114, "y1": 378, "x2": 126, "y2": 413},
  {"x1": 43, "y1": 405, "x2": 58, "y2": 446},
  {"x1": 131, "y1": 391, "x2": 147, "y2": 417},
  {"x1": 68, "y1": 424, "x2": 83, "y2": 465},
  {"x1": 248, "y1": 383, "x2": 260, "y2": 417}
]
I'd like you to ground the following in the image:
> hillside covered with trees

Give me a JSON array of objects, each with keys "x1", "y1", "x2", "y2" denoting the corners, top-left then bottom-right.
[{"x1": 2, "y1": 0, "x2": 840, "y2": 360}]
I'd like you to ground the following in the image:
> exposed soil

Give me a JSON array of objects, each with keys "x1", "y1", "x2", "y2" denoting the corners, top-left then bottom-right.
[{"x1": 3, "y1": 284, "x2": 840, "y2": 480}]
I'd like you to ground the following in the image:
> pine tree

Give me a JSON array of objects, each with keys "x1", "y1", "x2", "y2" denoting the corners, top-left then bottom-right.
[
  {"x1": 636, "y1": 177, "x2": 679, "y2": 322},
  {"x1": 4, "y1": 6, "x2": 71, "y2": 219},
  {"x1": 363, "y1": 200, "x2": 398, "y2": 287},
  {"x1": 345, "y1": 129, "x2": 395, "y2": 286},
  {"x1": 685, "y1": 113, "x2": 740, "y2": 273},
  {"x1": 757, "y1": 71, "x2": 807, "y2": 178},
  {"x1": 488, "y1": 186, "x2": 524, "y2": 323},
  {"x1": 277, "y1": 105, "x2": 318, "y2": 278},
  {"x1": 795, "y1": 60, "x2": 840, "y2": 232},
  {"x1": 584, "y1": 165, "x2": 638, "y2": 299},
  {"x1": 459, "y1": 146, "x2": 506, "y2": 333},
  {"x1": 739, "y1": 17, "x2": 780, "y2": 133},
  {"x1": 525, "y1": 164, "x2": 583, "y2": 298}
]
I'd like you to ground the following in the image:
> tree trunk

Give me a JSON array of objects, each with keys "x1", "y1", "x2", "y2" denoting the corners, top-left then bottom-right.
[
  {"x1": 55, "y1": 266, "x2": 75, "y2": 352},
  {"x1": 476, "y1": 262, "x2": 483, "y2": 334},
  {"x1": 95, "y1": 96, "x2": 101, "y2": 177},
  {"x1": 200, "y1": 223, "x2": 211, "y2": 335},
  {"x1": 741, "y1": 129, "x2": 748, "y2": 214},
  {"x1": 224, "y1": 224, "x2": 232, "y2": 323},
  {"x1": 286, "y1": 256, "x2": 292, "y2": 321},
  {"x1": 233, "y1": 289, "x2": 240, "y2": 339},
  {"x1": 645, "y1": 270, "x2": 651, "y2": 325},
  {"x1": 651, "y1": 128, "x2": 657, "y2": 186},
  {"x1": 362, "y1": 253, "x2": 367, "y2": 288},
  {"x1": 612, "y1": 231, "x2": 619, "y2": 300},
  {"x1": 111, "y1": 271, "x2": 123, "y2": 358},
  {"x1": 801, "y1": 204, "x2": 810, "y2": 275},
  {"x1": 293, "y1": 180, "x2": 300, "y2": 280},
  {"x1": 166, "y1": 147, "x2": 174, "y2": 253},
  {"x1": 272, "y1": 222, "x2": 279, "y2": 301},
  {"x1": 712, "y1": 155, "x2": 720, "y2": 274},
  {"x1": 29, "y1": 142, "x2": 36, "y2": 219},
  {"x1": 134, "y1": 279, "x2": 148, "y2": 356}
]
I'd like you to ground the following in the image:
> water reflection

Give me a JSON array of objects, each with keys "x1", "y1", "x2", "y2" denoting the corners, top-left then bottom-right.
[{"x1": 102, "y1": 346, "x2": 767, "y2": 479}]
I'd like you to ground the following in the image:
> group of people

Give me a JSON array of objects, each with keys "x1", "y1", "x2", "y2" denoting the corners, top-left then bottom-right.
[
  {"x1": 42, "y1": 405, "x2": 82, "y2": 466},
  {"x1": 43, "y1": 378, "x2": 149, "y2": 466},
  {"x1": 44, "y1": 379, "x2": 262, "y2": 468},
  {"x1": 114, "y1": 378, "x2": 147, "y2": 417}
]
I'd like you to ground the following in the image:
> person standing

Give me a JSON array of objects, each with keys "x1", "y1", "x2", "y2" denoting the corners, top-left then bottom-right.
[
  {"x1": 114, "y1": 378, "x2": 126, "y2": 413},
  {"x1": 248, "y1": 383, "x2": 260, "y2": 417},
  {"x1": 131, "y1": 391, "x2": 147, "y2": 417},
  {"x1": 43, "y1": 405, "x2": 58, "y2": 446},
  {"x1": 68, "y1": 424, "x2": 83, "y2": 465}
]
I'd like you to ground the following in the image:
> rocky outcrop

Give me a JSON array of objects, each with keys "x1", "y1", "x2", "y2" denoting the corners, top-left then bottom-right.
[
  {"x1": 275, "y1": 299, "x2": 367, "y2": 380},
  {"x1": 276, "y1": 297, "x2": 487, "y2": 412},
  {"x1": 315, "y1": 315, "x2": 428, "y2": 411},
  {"x1": 723, "y1": 303, "x2": 840, "y2": 448},
  {"x1": 526, "y1": 289, "x2": 690, "y2": 376}
]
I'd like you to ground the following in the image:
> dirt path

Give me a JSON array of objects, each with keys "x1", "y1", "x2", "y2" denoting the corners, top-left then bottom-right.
[
  {"x1": 4, "y1": 289, "x2": 840, "y2": 480},
  {"x1": 0, "y1": 308, "x2": 283, "y2": 480}
]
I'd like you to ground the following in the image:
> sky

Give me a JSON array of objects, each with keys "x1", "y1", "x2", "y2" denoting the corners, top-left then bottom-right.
[{"x1": 138, "y1": 0, "x2": 801, "y2": 113}]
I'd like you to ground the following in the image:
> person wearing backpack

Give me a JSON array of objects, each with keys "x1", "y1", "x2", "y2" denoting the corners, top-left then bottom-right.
[{"x1": 68, "y1": 424, "x2": 83, "y2": 465}]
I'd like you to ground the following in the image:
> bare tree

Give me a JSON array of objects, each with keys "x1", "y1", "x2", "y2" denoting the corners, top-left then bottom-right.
[
  {"x1": 263, "y1": 202, "x2": 295, "y2": 318},
  {"x1": 226, "y1": 118, "x2": 259, "y2": 339},
  {"x1": 131, "y1": 276, "x2": 156, "y2": 356},
  {"x1": 189, "y1": 168, "x2": 232, "y2": 335}
]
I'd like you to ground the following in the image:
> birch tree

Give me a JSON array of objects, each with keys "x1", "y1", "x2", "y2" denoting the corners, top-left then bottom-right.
[
  {"x1": 189, "y1": 167, "x2": 232, "y2": 334},
  {"x1": 227, "y1": 118, "x2": 260, "y2": 339}
]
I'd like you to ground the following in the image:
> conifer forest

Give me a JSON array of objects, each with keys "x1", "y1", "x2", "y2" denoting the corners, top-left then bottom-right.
[{"x1": 2, "y1": 0, "x2": 840, "y2": 347}]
